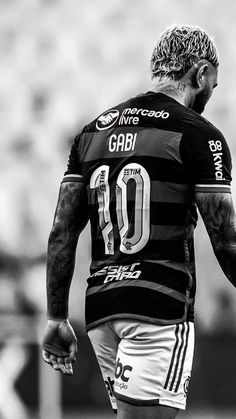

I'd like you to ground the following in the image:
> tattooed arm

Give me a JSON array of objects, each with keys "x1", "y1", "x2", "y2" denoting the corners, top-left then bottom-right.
[
  {"x1": 42, "y1": 181, "x2": 88, "y2": 375},
  {"x1": 47, "y1": 181, "x2": 88, "y2": 319},
  {"x1": 196, "y1": 192, "x2": 236, "y2": 287}
]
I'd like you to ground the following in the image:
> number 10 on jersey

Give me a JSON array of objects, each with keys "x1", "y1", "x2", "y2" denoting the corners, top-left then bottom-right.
[{"x1": 90, "y1": 163, "x2": 150, "y2": 255}]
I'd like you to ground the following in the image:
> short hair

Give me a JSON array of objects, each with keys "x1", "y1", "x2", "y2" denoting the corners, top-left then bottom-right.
[{"x1": 150, "y1": 25, "x2": 219, "y2": 80}]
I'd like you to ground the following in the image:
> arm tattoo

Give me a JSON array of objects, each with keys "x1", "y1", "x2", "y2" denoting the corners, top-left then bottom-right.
[
  {"x1": 47, "y1": 182, "x2": 88, "y2": 319},
  {"x1": 196, "y1": 192, "x2": 236, "y2": 286}
]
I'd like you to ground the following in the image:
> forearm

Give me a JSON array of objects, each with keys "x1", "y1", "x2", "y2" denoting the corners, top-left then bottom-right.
[
  {"x1": 46, "y1": 228, "x2": 77, "y2": 319},
  {"x1": 46, "y1": 181, "x2": 88, "y2": 320}
]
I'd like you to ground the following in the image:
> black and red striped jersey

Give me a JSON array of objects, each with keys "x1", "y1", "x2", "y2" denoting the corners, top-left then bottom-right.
[{"x1": 62, "y1": 91, "x2": 232, "y2": 330}]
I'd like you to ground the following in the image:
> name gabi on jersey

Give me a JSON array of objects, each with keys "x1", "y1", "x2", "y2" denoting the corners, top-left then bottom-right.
[
  {"x1": 208, "y1": 140, "x2": 225, "y2": 180},
  {"x1": 91, "y1": 263, "x2": 141, "y2": 283},
  {"x1": 118, "y1": 107, "x2": 169, "y2": 125},
  {"x1": 108, "y1": 132, "x2": 137, "y2": 152}
]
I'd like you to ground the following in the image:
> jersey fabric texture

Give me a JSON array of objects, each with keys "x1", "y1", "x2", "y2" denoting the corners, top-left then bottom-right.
[{"x1": 62, "y1": 92, "x2": 232, "y2": 330}]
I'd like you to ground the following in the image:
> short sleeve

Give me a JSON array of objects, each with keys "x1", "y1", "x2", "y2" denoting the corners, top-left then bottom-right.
[
  {"x1": 180, "y1": 126, "x2": 232, "y2": 193},
  {"x1": 62, "y1": 134, "x2": 84, "y2": 184}
]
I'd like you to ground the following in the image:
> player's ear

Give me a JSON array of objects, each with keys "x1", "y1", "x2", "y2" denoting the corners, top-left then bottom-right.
[
  {"x1": 195, "y1": 64, "x2": 208, "y2": 88},
  {"x1": 189, "y1": 62, "x2": 209, "y2": 89}
]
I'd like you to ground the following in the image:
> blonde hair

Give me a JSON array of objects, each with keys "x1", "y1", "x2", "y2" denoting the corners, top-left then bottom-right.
[{"x1": 150, "y1": 25, "x2": 219, "y2": 80}]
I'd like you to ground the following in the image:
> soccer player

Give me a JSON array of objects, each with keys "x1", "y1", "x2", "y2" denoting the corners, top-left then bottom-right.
[{"x1": 42, "y1": 25, "x2": 235, "y2": 419}]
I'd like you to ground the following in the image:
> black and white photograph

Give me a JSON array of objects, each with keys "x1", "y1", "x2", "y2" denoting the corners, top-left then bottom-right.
[{"x1": 1, "y1": 1, "x2": 236, "y2": 418}]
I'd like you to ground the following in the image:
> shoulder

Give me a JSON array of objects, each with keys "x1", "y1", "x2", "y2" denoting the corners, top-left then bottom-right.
[
  {"x1": 180, "y1": 114, "x2": 230, "y2": 162},
  {"x1": 79, "y1": 93, "x2": 226, "y2": 145},
  {"x1": 170, "y1": 100, "x2": 221, "y2": 136},
  {"x1": 81, "y1": 95, "x2": 139, "y2": 134},
  {"x1": 81, "y1": 91, "x2": 171, "y2": 133},
  {"x1": 178, "y1": 106, "x2": 227, "y2": 149}
]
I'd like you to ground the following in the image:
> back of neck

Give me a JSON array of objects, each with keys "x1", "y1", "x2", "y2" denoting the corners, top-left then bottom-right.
[{"x1": 150, "y1": 80, "x2": 188, "y2": 107}]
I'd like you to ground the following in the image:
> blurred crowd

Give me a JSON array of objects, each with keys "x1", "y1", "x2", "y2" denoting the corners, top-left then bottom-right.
[{"x1": 1, "y1": 0, "x2": 236, "y2": 332}]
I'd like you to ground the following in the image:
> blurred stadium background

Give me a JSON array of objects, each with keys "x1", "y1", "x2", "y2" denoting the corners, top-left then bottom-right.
[{"x1": 1, "y1": 0, "x2": 236, "y2": 418}]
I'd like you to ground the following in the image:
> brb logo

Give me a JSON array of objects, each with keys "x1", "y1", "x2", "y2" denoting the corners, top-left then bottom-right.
[
  {"x1": 114, "y1": 358, "x2": 133, "y2": 391},
  {"x1": 96, "y1": 109, "x2": 120, "y2": 130}
]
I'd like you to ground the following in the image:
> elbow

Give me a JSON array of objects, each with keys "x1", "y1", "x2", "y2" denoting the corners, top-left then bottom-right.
[
  {"x1": 213, "y1": 241, "x2": 233, "y2": 264},
  {"x1": 213, "y1": 241, "x2": 236, "y2": 287}
]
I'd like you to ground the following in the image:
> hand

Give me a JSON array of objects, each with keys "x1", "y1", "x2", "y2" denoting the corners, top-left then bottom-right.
[{"x1": 42, "y1": 319, "x2": 78, "y2": 375}]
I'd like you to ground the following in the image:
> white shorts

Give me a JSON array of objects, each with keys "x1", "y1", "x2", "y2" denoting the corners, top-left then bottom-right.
[{"x1": 88, "y1": 320, "x2": 194, "y2": 412}]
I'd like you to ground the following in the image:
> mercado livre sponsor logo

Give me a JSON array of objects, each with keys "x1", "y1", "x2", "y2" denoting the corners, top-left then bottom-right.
[{"x1": 96, "y1": 109, "x2": 120, "y2": 130}]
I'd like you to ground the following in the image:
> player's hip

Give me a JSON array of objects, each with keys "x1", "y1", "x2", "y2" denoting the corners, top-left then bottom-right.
[{"x1": 88, "y1": 319, "x2": 195, "y2": 411}]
